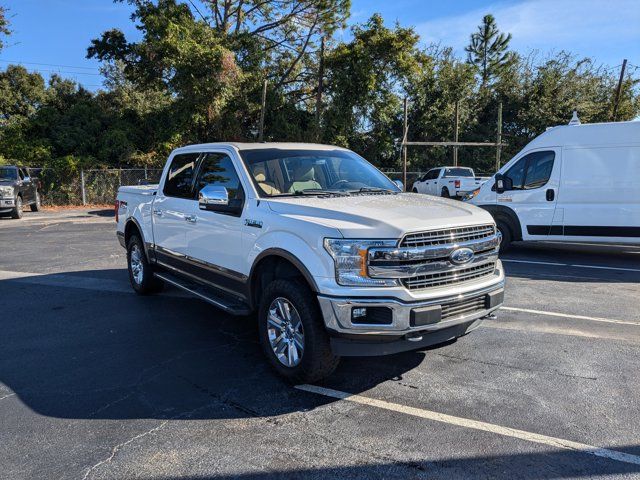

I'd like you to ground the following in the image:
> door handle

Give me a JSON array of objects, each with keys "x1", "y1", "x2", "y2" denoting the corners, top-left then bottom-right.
[
  {"x1": 185, "y1": 215, "x2": 197, "y2": 223},
  {"x1": 546, "y1": 189, "x2": 555, "y2": 201},
  {"x1": 153, "y1": 208, "x2": 163, "y2": 216}
]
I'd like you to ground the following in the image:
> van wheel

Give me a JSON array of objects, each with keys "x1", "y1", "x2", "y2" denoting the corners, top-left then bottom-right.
[
  {"x1": 10, "y1": 196, "x2": 23, "y2": 219},
  {"x1": 258, "y1": 279, "x2": 339, "y2": 383},
  {"x1": 127, "y1": 234, "x2": 164, "y2": 294},
  {"x1": 496, "y1": 220, "x2": 512, "y2": 252},
  {"x1": 30, "y1": 192, "x2": 41, "y2": 212},
  {"x1": 441, "y1": 187, "x2": 450, "y2": 198}
]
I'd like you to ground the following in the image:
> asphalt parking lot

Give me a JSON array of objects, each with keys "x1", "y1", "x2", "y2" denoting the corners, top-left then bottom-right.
[{"x1": 1, "y1": 209, "x2": 640, "y2": 479}]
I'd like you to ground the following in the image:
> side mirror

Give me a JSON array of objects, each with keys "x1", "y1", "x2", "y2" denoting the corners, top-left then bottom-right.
[
  {"x1": 393, "y1": 180, "x2": 404, "y2": 191},
  {"x1": 199, "y1": 185, "x2": 229, "y2": 210},
  {"x1": 494, "y1": 174, "x2": 506, "y2": 194}
]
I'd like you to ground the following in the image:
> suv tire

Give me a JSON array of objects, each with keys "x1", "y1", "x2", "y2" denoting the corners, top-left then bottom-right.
[
  {"x1": 10, "y1": 196, "x2": 23, "y2": 219},
  {"x1": 127, "y1": 234, "x2": 164, "y2": 294},
  {"x1": 30, "y1": 191, "x2": 41, "y2": 212},
  {"x1": 258, "y1": 279, "x2": 339, "y2": 383}
]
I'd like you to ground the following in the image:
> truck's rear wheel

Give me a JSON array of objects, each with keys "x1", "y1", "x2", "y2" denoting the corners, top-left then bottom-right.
[
  {"x1": 127, "y1": 234, "x2": 164, "y2": 294},
  {"x1": 258, "y1": 279, "x2": 339, "y2": 383},
  {"x1": 441, "y1": 187, "x2": 450, "y2": 198},
  {"x1": 30, "y1": 191, "x2": 41, "y2": 212},
  {"x1": 10, "y1": 196, "x2": 23, "y2": 219}
]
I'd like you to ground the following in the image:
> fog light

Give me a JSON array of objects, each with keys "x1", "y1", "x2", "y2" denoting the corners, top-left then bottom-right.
[{"x1": 352, "y1": 307, "x2": 367, "y2": 319}]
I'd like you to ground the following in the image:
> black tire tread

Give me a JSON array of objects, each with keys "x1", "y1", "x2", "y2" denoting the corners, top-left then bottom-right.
[{"x1": 127, "y1": 234, "x2": 164, "y2": 295}]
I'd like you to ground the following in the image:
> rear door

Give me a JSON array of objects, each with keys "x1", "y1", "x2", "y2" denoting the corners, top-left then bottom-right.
[
  {"x1": 499, "y1": 149, "x2": 560, "y2": 240},
  {"x1": 152, "y1": 152, "x2": 200, "y2": 270}
]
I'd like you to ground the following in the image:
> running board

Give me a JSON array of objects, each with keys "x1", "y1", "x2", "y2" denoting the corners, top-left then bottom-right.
[{"x1": 155, "y1": 272, "x2": 251, "y2": 316}]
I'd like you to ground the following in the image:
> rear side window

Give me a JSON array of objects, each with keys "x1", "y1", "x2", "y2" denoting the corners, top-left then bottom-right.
[
  {"x1": 196, "y1": 153, "x2": 243, "y2": 200},
  {"x1": 443, "y1": 168, "x2": 473, "y2": 177},
  {"x1": 163, "y1": 153, "x2": 200, "y2": 198}
]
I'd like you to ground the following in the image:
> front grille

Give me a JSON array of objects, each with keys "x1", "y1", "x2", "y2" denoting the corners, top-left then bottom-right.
[
  {"x1": 402, "y1": 263, "x2": 496, "y2": 290},
  {"x1": 441, "y1": 294, "x2": 487, "y2": 320},
  {"x1": 401, "y1": 224, "x2": 495, "y2": 248}
]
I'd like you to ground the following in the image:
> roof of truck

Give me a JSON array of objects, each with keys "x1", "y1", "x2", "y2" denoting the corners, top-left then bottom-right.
[
  {"x1": 525, "y1": 120, "x2": 640, "y2": 150},
  {"x1": 173, "y1": 142, "x2": 350, "y2": 153}
]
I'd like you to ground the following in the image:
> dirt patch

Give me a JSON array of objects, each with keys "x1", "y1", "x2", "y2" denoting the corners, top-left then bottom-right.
[{"x1": 42, "y1": 204, "x2": 113, "y2": 212}]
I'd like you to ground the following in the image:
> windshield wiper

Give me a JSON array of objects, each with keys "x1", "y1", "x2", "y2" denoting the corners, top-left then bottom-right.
[
  {"x1": 291, "y1": 189, "x2": 350, "y2": 197},
  {"x1": 351, "y1": 187, "x2": 395, "y2": 194}
]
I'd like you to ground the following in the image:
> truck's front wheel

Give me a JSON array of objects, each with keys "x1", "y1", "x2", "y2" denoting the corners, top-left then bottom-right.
[
  {"x1": 258, "y1": 279, "x2": 339, "y2": 383},
  {"x1": 127, "y1": 234, "x2": 164, "y2": 295}
]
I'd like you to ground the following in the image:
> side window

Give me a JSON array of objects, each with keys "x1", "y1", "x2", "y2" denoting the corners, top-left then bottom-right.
[
  {"x1": 196, "y1": 153, "x2": 244, "y2": 201},
  {"x1": 18, "y1": 168, "x2": 25, "y2": 180},
  {"x1": 426, "y1": 169, "x2": 438, "y2": 180},
  {"x1": 504, "y1": 157, "x2": 527, "y2": 190},
  {"x1": 163, "y1": 153, "x2": 200, "y2": 199},
  {"x1": 523, "y1": 151, "x2": 555, "y2": 189}
]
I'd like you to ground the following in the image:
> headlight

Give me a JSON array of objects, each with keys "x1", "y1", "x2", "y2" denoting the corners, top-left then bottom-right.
[
  {"x1": 464, "y1": 188, "x2": 480, "y2": 201},
  {"x1": 324, "y1": 238, "x2": 399, "y2": 287},
  {"x1": 0, "y1": 186, "x2": 14, "y2": 197}
]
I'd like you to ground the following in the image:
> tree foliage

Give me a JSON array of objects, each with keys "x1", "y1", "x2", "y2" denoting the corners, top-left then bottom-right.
[{"x1": 1, "y1": 4, "x2": 639, "y2": 181}]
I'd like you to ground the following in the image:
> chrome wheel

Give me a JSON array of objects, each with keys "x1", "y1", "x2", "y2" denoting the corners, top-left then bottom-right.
[
  {"x1": 130, "y1": 244, "x2": 144, "y2": 285},
  {"x1": 267, "y1": 297, "x2": 304, "y2": 368}
]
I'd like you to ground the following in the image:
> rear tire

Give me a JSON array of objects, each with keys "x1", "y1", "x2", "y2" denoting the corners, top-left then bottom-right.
[
  {"x1": 441, "y1": 187, "x2": 450, "y2": 198},
  {"x1": 127, "y1": 234, "x2": 164, "y2": 295},
  {"x1": 496, "y1": 220, "x2": 512, "y2": 253},
  {"x1": 412, "y1": 188, "x2": 418, "y2": 193},
  {"x1": 30, "y1": 191, "x2": 41, "y2": 212},
  {"x1": 10, "y1": 196, "x2": 23, "y2": 219},
  {"x1": 258, "y1": 279, "x2": 339, "y2": 383}
]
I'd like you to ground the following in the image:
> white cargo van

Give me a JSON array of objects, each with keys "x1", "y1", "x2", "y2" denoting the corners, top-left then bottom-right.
[{"x1": 466, "y1": 120, "x2": 640, "y2": 250}]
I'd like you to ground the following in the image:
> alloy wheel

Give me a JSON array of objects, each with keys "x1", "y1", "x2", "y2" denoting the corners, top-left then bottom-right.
[{"x1": 267, "y1": 297, "x2": 304, "y2": 368}]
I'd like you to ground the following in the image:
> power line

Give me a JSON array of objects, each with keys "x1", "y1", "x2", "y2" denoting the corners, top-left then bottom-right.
[{"x1": 0, "y1": 59, "x2": 99, "y2": 71}]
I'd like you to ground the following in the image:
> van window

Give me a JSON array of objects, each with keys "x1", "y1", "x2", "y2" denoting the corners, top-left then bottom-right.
[
  {"x1": 504, "y1": 157, "x2": 527, "y2": 190},
  {"x1": 163, "y1": 153, "x2": 200, "y2": 198},
  {"x1": 523, "y1": 151, "x2": 555, "y2": 189}
]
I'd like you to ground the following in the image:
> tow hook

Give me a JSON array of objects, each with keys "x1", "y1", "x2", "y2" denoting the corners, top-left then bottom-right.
[{"x1": 406, "y1": 333, "x2": 424, "y2": 342}]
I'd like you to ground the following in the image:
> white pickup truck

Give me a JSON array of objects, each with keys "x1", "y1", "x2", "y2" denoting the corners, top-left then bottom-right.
[
  {"x1": 116, "y1": 143, "x2": 504, "y2": 382},
  {"x1": 412, "y1": 166, "x2": 488, "y2": 199}
]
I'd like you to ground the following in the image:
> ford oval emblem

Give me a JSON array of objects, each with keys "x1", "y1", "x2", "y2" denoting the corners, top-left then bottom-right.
[{"x1": 450, "y1": 247, "x2": 474, "y2": 265}]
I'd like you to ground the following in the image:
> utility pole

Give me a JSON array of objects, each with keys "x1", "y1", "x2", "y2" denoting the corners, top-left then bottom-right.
[
  {"x1": 495, "y1": 102, "x2": 503, "y2": 172},
  {"x1": 453, "y1": 100, "x2": 459, "y2": 166},
  {"x1": 315, "y1": 36, "x2": 325, "y2": 141},
  {"x1": 612, "y1": 59, "x2": 628, "y2": 121},
  {"x1": 258, "y1": 79, "x2": 267, "y2": 142},
  {"x1": 402, "y1": 97, "x2": 408, "y2": 191}
]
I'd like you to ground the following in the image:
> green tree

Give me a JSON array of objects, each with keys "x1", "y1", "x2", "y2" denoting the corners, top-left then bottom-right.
[
  {"x1": 465, "y1": 14, "x2": 513, "y2": 86},
  {"x1": 0, "y1": 5, "x2": 10, "y2": 52}
]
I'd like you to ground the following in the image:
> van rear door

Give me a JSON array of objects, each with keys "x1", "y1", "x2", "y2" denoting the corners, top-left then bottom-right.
[{"x1": 499, "y1": 148, "x2": 561, "y2": 240}]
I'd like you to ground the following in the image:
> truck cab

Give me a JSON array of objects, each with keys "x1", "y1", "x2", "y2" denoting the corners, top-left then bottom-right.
[{"x1": 116, "y1": 143, "x2": 504, "y2": 382}]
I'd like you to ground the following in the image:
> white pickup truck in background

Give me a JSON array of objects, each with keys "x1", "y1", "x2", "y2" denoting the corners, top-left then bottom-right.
[
  {"x1": 116, "y1": 143, "x2": 504, "y2": 382},
  {"x1": 412, "y1": 166, "x2": 489, "y2": 198}
]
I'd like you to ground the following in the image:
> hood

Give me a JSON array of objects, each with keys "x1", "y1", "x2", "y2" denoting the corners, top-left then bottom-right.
[{"x1": 266, "y1": 193, "x2": 494, "y2": 239}]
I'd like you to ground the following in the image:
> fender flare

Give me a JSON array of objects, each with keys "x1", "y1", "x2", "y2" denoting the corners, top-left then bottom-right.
[
  {"x1": 477, "y1": 204, "x2": 523, "y2": 241},
  {"x1": 124, "y1": 217, "x2": 153, "y2": 262}
]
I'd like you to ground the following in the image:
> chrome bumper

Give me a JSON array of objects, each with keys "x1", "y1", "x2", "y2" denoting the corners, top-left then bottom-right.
[
  {"x1": 318, "y1": 280, "x2": 504, "y2": 337},
  {"x1": 0, "y1": 198, "x2": 15, "y2": 207}
]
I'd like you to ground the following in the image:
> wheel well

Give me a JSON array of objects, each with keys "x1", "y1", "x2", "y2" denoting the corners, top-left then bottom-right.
[
  {"x1": 480, "y1": 205, "x2": 522, "y2": 241},
  {"x1": 124, "y1": 220, "x2": 142, "y2": 246},
  {"x1": 250, "y1": 255, "x2": 312, "y2": 309}
]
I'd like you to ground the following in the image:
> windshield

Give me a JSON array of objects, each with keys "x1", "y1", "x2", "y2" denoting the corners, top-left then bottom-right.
[
  {"x1": 0, "y1": 167, "x2": 18, "y2": 181},
  {"x1": 443, "y1": 168, "x2": 474, "y2": 178},
  {"x1": 239, "y1": 148, "x2": 399, "y2": 197}
]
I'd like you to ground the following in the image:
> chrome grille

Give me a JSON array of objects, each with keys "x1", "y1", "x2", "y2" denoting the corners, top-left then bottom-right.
[
  {"x1": 401, "y1": 224, "x2": 496, "y2": 248},
  {"x1": 402, "y1": 263, "x2": 496, "y2": 290},
  {"x1": 441, "y1": 294, "x2": 487, "y2": 320}
]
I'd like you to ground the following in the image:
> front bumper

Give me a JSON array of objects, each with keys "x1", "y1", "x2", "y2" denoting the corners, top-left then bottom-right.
[
  {"x1": 318, "y1": 281, "x2": 504, "y2": 356},
  {"x1": 0, "y1": 198, "x2": 16, "y2": 211}
]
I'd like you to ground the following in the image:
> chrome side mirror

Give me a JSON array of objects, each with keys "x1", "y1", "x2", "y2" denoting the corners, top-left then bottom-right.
[
  {"x1": 199, "y1": 185, "x2": 229, "y2": 210},
  {"x1": 393, "y1": 180, "x2": 404, "y2": 191}
]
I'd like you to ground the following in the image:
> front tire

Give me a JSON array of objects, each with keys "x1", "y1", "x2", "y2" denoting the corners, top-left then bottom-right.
[
  {"x1": 258, "y1": 279, "x2": 339, "y2": 383},
  {"x1": 30, "y1": 191, "x2": 41, "y2": 212},
  {"x1": 10, "y1": 196, "x2": 23, "y2": 219},
  {"x1": 496, "y1": 220, "x2": 512, "y2": 253},
  {"x1": 127, "y1": 234, "x2": 164, "y2": 294}
]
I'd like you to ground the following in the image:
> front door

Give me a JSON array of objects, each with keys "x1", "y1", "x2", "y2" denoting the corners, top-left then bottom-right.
[
  {"x1": 498, "y1": 149, "x2": 560, "y2": 240},
  {"x1": 152, "y1": 152, "x2": 200, "y2": 269},
  {"x1": 185, "y1": 151, "x2": 249, "y2": 298}
]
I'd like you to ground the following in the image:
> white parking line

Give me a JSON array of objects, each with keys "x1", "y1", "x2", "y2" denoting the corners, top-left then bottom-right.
[
  {"x1": 502, "y1": 306, "x2": 640, "y2": 327},
  {"x1": 296, "y1": 384, "x2": 640, "y2": 467},
  {"x1": 502, "y1": 259, "x2": 640, "y2": 273}
]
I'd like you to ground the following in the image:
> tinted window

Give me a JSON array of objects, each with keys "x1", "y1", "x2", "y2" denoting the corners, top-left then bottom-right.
[
  {"x1": 196, "y1": 153, "x2": 243, "y2": 200},
  {"x1": 163, "y1": 153, "x2": 200, "y2": 198},
  {"x1": 0, "y1": 167, "x2": 18, "y2": 180},
  {"x1": 443, "y1": 168, "x2": 473, "y2": 177},
  {"x1": 524, "y1": 151, "x2": 555, "y2": 189},
  {"x1": 426, "y1": 169, "x2": 439, "y2": 180},
  {"x1": 504, "y1": 157, "x2": 527, "y2": 190}
]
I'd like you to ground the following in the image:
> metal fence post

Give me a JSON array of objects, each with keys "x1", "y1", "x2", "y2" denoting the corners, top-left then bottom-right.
[{"x1": 80, "y1": 169, "x2": 86, "y2": 206}]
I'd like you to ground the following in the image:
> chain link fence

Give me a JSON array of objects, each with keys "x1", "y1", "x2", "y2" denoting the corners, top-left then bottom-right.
[{"x1": 35, "y1": 168, "x2": 163, "y2": 206}]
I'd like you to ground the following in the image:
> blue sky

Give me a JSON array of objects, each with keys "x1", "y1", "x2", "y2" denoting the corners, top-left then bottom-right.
[{"x1": 2, "y1": 0, "x2": 639, "y2": 90}]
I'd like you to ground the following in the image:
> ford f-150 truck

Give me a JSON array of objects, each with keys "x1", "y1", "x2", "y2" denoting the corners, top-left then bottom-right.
[
  {"x1": 116, "y1": 143, "x2": 504, "y2": 382},
  {"x1": 412, "y1": 166, "x2": 488, "y2": 199}
]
